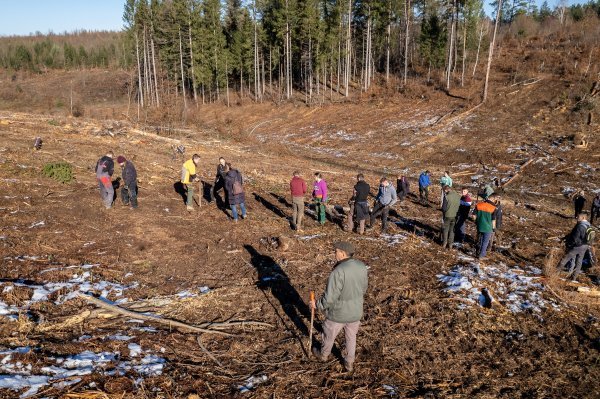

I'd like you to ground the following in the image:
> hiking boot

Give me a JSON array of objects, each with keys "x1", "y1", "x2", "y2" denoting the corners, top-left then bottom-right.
[
  {"x1": 311, "y1": 346, "x2": 328, "y2": 362},
  {"x1": 343, "y1": 360, "x2": 353, "y2": 372}
]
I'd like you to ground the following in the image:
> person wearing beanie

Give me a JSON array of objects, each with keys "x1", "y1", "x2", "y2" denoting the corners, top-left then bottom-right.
[
  {"x1": 95, "y1": 151, "x2": 115, "y2": 209},
  {"x1": 310, "y1": 241, "x2": 368, "y2": 373},
  {"x1": 117, "y1": 155, "x2": 138, "y2": 209}
]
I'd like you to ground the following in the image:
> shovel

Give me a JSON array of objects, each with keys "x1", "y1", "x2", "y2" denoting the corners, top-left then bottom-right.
[{"x1": 308, "y1": 291, "x2": 315, "y2": 354}]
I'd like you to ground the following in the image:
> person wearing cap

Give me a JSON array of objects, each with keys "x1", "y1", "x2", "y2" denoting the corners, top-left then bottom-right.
[
  {"x1": 181, "y1": 154, "x2": 201, "y2": 211},
  {"x1": 117, "y1": 156, "x2": 138, "y2": 209},
  {"x1": 473, "y1": 193, "x2": 497, "y2": 259},
  {"x1": 418, "y1": 170, "x2": 431, "y2": 206},
  {"x1": 441, "y1": 185, "x2": 460, "y2": 248},
  {"x1": 95, "y1": 151, "x2": 114, "y2": 209},
  {"x1": 310, "y1": 241, "x2": 368, "y2": 372}
]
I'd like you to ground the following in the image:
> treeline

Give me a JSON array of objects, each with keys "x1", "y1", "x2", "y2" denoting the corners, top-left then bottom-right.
[
  {"x1": 0, "y1": 31, "x2": 131, "y2": 71},
  {"x1": 124, "y1": 0, "x2": 600, "y2": 107}
]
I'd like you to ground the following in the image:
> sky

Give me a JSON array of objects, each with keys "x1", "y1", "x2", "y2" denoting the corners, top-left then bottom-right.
[
  {"x1": 0, "y1": 0, "x2": 125, "y2": 37},
  {"x1": 0, "y1": 0, "x2": 591, "y2": 37}
]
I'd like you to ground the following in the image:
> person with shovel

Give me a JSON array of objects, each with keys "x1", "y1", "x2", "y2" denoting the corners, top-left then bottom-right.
[
  {"x1": 181, "y1": 154, "x2": 201, "y2": 211},
  {"x1": 310, "y1": 241, "x2": 368, "y2": 372}
]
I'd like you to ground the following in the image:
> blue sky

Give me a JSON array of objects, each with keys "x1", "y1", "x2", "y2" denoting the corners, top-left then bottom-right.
[
  {"x1": 0, "y1": 0, "x2": 590, "y2": 37},
  {"x1": 0, "y1": 0, "x2": 125, "y2": 37}
]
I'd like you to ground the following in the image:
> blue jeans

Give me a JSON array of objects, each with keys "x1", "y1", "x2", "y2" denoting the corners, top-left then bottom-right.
[
  {"x1": 477, "y1": 232, "x2": 493, "y2": 258},
  {"x1": 230, "y1": 202, "x2": 246, "y2": 220}
]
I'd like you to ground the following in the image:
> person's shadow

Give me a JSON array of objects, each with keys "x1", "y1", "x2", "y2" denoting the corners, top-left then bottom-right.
[
  {"x1": 173, "y1": 181, "x2": 187, "y2": 205},
  {"x1": 244, "y1": 245, "x2": 311, "y2": 353}
]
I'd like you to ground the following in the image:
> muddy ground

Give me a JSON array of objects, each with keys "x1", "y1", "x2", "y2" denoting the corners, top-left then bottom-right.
[{"x1": 0, "y1": 71, "x2": 600, "y2": 399}]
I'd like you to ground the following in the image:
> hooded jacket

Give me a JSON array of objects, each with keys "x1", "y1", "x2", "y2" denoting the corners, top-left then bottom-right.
[{"x1": 376, "y1": 184, "x2": 397, "y2": 207}]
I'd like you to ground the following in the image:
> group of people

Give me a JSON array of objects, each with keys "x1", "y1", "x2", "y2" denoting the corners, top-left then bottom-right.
[
  {"x1": 93, "y1": 152, "x2": 598, "y2": 373},
  {"x1": 180, "y1": 155, "x2": 247, "y2": 221},
  {"x1": 95, "y1": 151, "x2": 138, "y2": 209}
]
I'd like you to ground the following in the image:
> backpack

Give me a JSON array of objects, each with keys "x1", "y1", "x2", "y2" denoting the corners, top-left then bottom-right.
[{"x1": 585, "y1": 226, "x2": 596, "y2": 244}]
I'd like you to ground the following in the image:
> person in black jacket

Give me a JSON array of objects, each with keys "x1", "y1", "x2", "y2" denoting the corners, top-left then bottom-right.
[
  {"x1": 591, "y1": 193, "x2": 600, "y2": 225},
  {"x1": 117, "y1": 156, "x2": 138, "y2": 209},
  {"x1": 224, "y1": 163, "x2": 247, "y2": 222},
  {"x1": 558, "y1": 212, "x2": 592, "y2": 280},
  {"x1": 347, "y1": 174, "x2": 370, "y2": 234},
  {"x1": 211, "y1": 157, "x2": 227, "y2": 203},
  {"x1": 396, "y1": 175, "x2": 410, "y2": 201},
  {"x1": 573, "y1": 190, "x2": 586, "y2": 218}
]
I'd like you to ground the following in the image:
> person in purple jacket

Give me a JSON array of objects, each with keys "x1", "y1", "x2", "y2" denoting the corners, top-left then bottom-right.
[{"x1": 312, "y1": 172, "x2": 328, "y2": 225}]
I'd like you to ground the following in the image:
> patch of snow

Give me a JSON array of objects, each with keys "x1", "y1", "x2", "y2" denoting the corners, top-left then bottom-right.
[
  {"x1": 437, "y1": 262, "x2": 560, "y2": 314},
  {"x1": 29, "y1": 221, "x2": 45, "y2": 229},
  {"x1": 297, "y1": 234, "x2": 323, "y2": 241}
]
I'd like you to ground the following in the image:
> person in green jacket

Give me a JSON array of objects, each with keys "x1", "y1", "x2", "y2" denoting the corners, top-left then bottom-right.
[
  {"x1": 310, "y1": 241, "x2": 368, "y2": 372},
  {"x1": 441, "y1": 185, "x2": 461, "y2": 248}
]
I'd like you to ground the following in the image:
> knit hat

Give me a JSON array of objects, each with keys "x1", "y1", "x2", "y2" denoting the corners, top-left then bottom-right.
[
  {"x1": 116, "y1": 156, "x2": 126, "y2": 164},
  {"x1": 333, "y1": 241, "x2": 355, "y2": 256}
]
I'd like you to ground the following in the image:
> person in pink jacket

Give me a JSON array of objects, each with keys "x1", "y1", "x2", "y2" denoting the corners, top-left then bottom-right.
[{"x1": 312, "y1": 172, "x2": 328, "y2": 225}]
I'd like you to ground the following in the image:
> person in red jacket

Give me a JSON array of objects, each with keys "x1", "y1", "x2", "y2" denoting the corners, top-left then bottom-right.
[{"x1": 290, "y1": 171, "x2": 307, "y2": 231}]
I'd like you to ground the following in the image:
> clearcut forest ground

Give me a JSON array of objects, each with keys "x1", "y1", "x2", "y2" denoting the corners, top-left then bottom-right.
[{"x1": 0, "y1": 34, "x2": 599, "y2": 398}]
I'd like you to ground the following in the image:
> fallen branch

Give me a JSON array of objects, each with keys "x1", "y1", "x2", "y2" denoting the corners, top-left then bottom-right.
[
  {"x1": 502, "y1": 158, "x2": 535, "y2": 187},
  {"x1": 78, "y1": 293, "x2": 233, "y2": 337},
  {"x1": 197, "y1": 335, "x2": 225, "y2": 368}
]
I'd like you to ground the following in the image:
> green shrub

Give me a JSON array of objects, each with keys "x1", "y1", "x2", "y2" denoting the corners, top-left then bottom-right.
[{"x1": 42, "y1": 162, "x2": 73, "y2": 183}]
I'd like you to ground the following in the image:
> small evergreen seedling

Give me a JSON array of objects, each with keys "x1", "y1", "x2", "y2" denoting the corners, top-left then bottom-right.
[{"x1": 42, "y1": 162, "x2": 73, "y2": 184}]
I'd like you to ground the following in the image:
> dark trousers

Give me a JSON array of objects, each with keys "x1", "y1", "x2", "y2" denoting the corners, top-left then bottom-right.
[
  {"x1": 419, "y1": 186, "x2": 429, "y2": 205},
  {"x1": 591, "y1": 206, "x2": 600, "y2": 224},
  {"x1": 477, "y1": 232, "x2": 493, "y2": 258},
  {"x1": 442, "y1": 217, "x2": 456, "y2": 247},
  {"x1": 212, "y1": 178, "x2": 226, "y2": 201},
  {"x1": 558, "y1": 245, "x2": 589, "y2": 280},
  {"x1": 370, "y1": 202, "x2": 389, "y2": 231},
  {"x1": 121, "y1": 184, "x2": 138, "y2": 208},
  {"x1": 455, "y1": 214, "x2": 468, "y2": 243}
]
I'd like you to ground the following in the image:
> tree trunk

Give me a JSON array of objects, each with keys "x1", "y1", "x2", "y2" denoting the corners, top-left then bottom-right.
[
  {"x1": 135, "y1": 31, "x2": 144, "y2": 109},
  {"x1": 483, "y1": 0, "x2": 502, "y2": 102},
  {"x1": 344, "y1": 0, "x2": 352, "y2": 97},
  {"x1": 446, "y1": 0, "x2": 456, "y2": 90},
  {"x1": 179, "y1": 29, "x2": 187, "y2": 109},
  {"x1": 473, "y1": 21, "x2": 485, "y2": 77},
  {"x1": 188, "y1": 21, "x2": 197, "y2": 104},
  {"x1": 461, "y1": 18, "x2": 467, "y2": 87},
  {"x1": 404, "y1": 0, "x2": 411, "y2": 85}
]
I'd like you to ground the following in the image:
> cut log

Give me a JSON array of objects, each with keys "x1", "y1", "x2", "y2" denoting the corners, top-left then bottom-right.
[
  {"x1": 502, "y1": 158, "x2": 535, "y2": 187},
  {"x1": 577, "y1": 287, "x2": 600, "y2": 297}
]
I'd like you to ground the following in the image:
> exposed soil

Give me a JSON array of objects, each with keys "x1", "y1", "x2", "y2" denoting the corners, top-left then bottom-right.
[{"x1": 0, "y1": 63, "x2": 599, "y2": 398}]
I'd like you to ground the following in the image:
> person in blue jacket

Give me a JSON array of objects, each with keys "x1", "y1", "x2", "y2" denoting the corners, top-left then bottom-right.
[{"x1": 419, "y1": 170, "x2": 431, "y2": 206}]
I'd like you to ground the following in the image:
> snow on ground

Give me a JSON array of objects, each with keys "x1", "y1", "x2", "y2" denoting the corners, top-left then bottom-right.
[
  {"x1": 0, "y1": 270, "x2": 138, "y2": 320},
  {"x1": 438, "y1": 259, "x2": 559, "y2": 314},
  {"x1": 0, "y1": 346, "x2": 165, "y2": 397}
]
